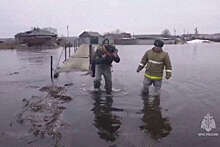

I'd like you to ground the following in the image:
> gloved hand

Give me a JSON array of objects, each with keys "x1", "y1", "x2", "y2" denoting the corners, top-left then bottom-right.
[
  {"x1": 137, "y1": 66, "x2": 142, "y2": 72},
  {"x1": 166, "y1": 72, "x2": 172, "y2": 79}
]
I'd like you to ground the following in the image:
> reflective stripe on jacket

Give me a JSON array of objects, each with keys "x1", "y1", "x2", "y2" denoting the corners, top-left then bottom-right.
[{"x1": 145, "y1": 74, "x2": 162, "y2": 80}]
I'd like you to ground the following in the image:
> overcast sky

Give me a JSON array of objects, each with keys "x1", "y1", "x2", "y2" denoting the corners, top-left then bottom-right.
[{"x1": 0, "y1": 0, "x2": 220, "y2": 37}]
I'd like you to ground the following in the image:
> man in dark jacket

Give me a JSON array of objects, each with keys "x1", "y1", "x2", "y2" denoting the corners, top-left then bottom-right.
[
  {"x1": 137, "y1": 40, "x2": 172, "y2": 96},
  {"x1": 94, "y1": 39, "x2": 120, "y2": 94}
]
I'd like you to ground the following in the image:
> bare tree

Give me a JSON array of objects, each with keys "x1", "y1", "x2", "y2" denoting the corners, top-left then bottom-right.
[
  {"x1": 161, "y1": 29, "x2": 171, "y2": 36},
  {"x1": 194, "y1": 27, "x2": 199, "y2": 35}
]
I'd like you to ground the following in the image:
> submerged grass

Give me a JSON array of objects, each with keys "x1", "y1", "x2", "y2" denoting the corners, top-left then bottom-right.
[{"x1": 0, "y1": 43, "x2": 28, "y2": 49}]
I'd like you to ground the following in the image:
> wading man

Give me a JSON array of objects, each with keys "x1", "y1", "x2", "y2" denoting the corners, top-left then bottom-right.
[
  {"x1": 93, "y1": 39, "x2": 120, "y2": 94},
  {"x1": 136, "y1": 40, "x2": 172, "y2": 96}
]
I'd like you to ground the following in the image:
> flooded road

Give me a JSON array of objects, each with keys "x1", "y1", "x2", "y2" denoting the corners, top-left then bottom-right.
[{"x1": 0, "y1": 44, "x2": 220, "y2": 147}]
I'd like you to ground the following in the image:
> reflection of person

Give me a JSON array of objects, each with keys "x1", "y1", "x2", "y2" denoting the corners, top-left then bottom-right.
[
  {"x1": 137, "y1": 40, "x2": 172, "y2": 95},
  {"x1": 140, "y1": 95, "x2": 172, "y2": 140},
  {"x1": 91, "y1": 93, "x2": 121, "y2": 142},
  {"x1": 93, "y1": 39, "x2": 120, "y2": 94}
]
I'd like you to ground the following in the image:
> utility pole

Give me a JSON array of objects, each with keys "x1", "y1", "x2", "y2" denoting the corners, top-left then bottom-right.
[
  {"x1": 67, "y1": 25, "x2": 71, "y2": 57},
  {"x1": 67, "y1": 25, "x2": 69, "y2": 38},
  {"x1": 173, "y1": 28, "x2": 177, "y2": 36},
  {"x1": 194, "y1": 27, "x2": 199, "y2": 35}
]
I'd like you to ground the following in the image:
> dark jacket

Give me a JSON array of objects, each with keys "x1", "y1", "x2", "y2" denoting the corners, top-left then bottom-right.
[{"x1": 94, "y1": 45, "x2": 120, "y2": 65}]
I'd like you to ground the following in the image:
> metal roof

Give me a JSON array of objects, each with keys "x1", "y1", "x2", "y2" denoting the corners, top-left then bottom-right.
[
  {"x1": 79, "y1": 31, "x2": 101, "y2": 37},
  {"x1": 15, "y1": 28, "x2": 57, "y2": 37}
]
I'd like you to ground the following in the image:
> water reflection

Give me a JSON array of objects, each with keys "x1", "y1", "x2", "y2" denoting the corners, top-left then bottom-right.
[
  {"x1": 16, "y1": 49, "x2": 49, "y2": 64},
  {"x1": 140, "y1": 95, "x2": 172, "y2": 140},
  {"x1": 15, "y1": 48, "x2": 60, "y2": 66},
  {"x1": 91, "y1": 92, "x2": 122, "y2": 142},
  {"x1": 192, "y1": 45, "x2": 198, "y2": 61}
]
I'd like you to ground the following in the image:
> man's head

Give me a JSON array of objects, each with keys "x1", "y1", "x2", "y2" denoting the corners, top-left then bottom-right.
[
  {"x1": 102, "y1": 39, "x2": 110, "y2": 45},
  {"x1": 105, "y1": 45, "x2": 116, "y2": 53},
  {"x1": 154, "y1": 40, "x2": 164, "y2": 48}
]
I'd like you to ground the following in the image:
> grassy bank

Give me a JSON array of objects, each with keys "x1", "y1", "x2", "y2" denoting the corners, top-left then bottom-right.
[{"x1": 0, "y1": 43, "x2": 28, "y2": 49}]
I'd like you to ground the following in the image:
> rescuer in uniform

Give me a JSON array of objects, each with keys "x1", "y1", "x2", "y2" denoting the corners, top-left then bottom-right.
[{"x1": 137, "y1": 40, "x2": 172, "y2": 95}]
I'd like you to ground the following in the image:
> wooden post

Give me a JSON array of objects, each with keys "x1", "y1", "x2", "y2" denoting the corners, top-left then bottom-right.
[
  {"x1": 89, "y1": 44, "x2": 92, "y2": 65},
  {"x1": 69, "y1": 46, "x2": 71, "y2": 58},
  {"x1": 64, "y1": 46, "x2": 67, "y2": 61},
  {"x1": 50, "y1": 56, "x2": 53, "y2": 81},
  {"x1": 74, "y1": 41, "x2": 76, "y2": 52},
  {"x1": 74, "y1": 40, "x2": 77, "y2": 53}
]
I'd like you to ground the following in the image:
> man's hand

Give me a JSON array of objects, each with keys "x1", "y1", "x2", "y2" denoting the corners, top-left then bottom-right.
[
  {"x1": 102, "y1": 54, "x2": 106, "y2": 58},
  {"x1": 137, "y1": 66, "x2": 142, "y2": 72},
  {"x1": 166, "y1": 72, "x2": 172, "y2": 79},
  {"x1": 112, "y1": 52, "x2": 116, "y2": 56}
]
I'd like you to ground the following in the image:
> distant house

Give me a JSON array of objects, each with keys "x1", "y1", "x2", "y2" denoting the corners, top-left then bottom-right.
[
  {"x1": 120, "y1": 32, "x2": 132, "y2": 38},
  {"x1": 57, "y1": 37, "x2": 78, "y2": 47},
  {"x1": 195, "y1": 34, "x2": 220, "y2": 42},
  {"x1": 79, "y1": 31, "x2": 102, "y2": 44},
  {"x1": 104, "y1": 32, "x2": 131, "y2": 40},
  {"x1": 133, "y1": 34, "x2": 176, "y2": 45},
  {"x1": 102, "y1": 32, "x2": 131, "y2": 44},
  {"x1": 212, "y1": 33, "x2": 220, "y2": 41},
  {"x1": 15, "y1": 28, "x2": 57, "y2": 46},
  {"x1": 134, "y1": 34, "x2": 166, "y2": 40}
]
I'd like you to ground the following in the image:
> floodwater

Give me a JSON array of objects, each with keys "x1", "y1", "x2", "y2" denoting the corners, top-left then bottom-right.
[{"x1": 0, "y1": 44, "x2": 220, "y2": 147}]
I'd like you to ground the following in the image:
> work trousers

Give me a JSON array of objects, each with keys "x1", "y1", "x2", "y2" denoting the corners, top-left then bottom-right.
[
  {"x1": 94, "y1": 64, "x2": 112, "y2": 93},
  {"x1": 143, "y1": 77, "x2": 162, "y2": 95}
]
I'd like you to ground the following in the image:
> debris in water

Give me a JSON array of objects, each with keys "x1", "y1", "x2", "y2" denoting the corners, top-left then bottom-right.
[
  {"x1": 39, "y1": 86, "x2": 64, "y2": 95},
  {"x1": 64, "y1": 83, "x2": 74, "y2": 87},
  {"x1": 26, "y1": 85, "x2": 40, "y2": 89},
  {"x1": 53, "y1": 95, "x2": 72, "y2": 102},
  {"x1": 16, "y1": 85, "x2": 72, "y2": 145},
  {"x1": 54, "y1": 72, "x2": 59, "y2": 79},
  {"x1": 9, "y1": 72, "x2": 19, "y2": 75}
]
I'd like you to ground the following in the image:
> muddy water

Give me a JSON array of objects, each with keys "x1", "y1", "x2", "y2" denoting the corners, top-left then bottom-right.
[{"x1": 0, "y1": 44, "x2": 220, "y2": 147}]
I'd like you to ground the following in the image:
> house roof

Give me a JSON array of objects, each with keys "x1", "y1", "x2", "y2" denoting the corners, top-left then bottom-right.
[
  {"x1": 15, "y1": 28, "x2": 57, "y2": 37},
  {"x1": 79, "y1": 31, "x2": 101, "y2": 37}
]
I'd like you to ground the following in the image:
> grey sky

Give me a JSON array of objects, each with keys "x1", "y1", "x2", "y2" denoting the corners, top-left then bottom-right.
[{"x1": 0, "y1": 0, "x2": 220, "y2": 37}]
